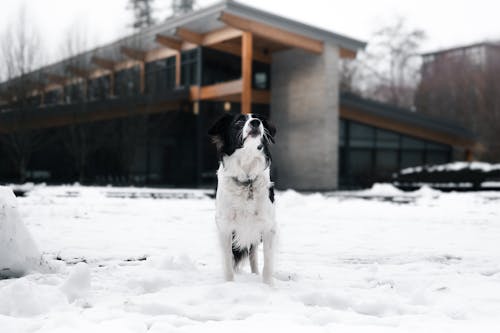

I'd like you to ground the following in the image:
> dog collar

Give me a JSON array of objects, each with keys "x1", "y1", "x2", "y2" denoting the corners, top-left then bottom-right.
[{"x1": 232, "y1": 177, "x2": 257, "y2": 200}]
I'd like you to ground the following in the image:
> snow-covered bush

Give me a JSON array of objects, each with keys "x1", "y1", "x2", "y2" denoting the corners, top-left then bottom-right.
[
  {"x1": 0, "y1": 186, "x2": 46, "y2": 278},
  {"x1": 393, "y1": 162, "x2": 500, "y2": 190}
]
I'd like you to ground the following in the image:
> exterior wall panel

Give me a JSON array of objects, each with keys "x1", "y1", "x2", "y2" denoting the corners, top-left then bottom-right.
[{"x1": 271, "y1": 43, "x2": 340, "y2": 190}]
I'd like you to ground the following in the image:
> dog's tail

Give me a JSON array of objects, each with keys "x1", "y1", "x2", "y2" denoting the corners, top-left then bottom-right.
[
  {"x1": 231, "y1": 232, "x2": 252, "y2": 268},
  {"x1": 232, "y1": 245, "x2": 248, "y2": 268}
]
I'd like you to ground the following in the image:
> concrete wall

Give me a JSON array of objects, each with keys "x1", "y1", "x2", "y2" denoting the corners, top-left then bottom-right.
[{"x1": 270, "y1": 43, "x2": 340, "y2": 191}]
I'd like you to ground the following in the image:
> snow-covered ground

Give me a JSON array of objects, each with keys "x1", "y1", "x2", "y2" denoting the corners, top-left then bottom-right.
[{"x1": 1, "y1": 184, "x2": 500, "y2": 332}]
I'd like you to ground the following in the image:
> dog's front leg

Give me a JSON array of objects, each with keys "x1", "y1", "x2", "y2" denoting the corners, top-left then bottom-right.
[
  {"x1": 262, "y1": 228, "x2": 276, "y2": 285},
  {"x1": 219, "y1": 231, "x2": 234, "y2": 281},
  {"x1": 249, "y1": 244, "x2": 259, "y2": 274}
]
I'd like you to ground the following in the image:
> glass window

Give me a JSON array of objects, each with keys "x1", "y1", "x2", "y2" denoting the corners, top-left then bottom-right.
[
  {"x1": 376, "y1": 129, "x2": 399, "y2": 148},
  {"x1": 88, "y1": 76, "x2": 110, "y2": 101},
  {"x1": 401, "y1": 150, "x2": 424, "y2": 168},
  {"x1": 349, "y1": 122, "x2": 375, "y2": 148},
  {"x1": 339, "y1": 119, "x2": 346, "y2": 147},
  {"x1": 181, "y1": 49, "x2": 200, "y2": 86},
  {"x1": 375, "y1": 150, "x2": 399, "y2": 174},
  {"x1": 426, "y1": 141, "x2": 449, "y2": 151},
  {"x1": 115, "y1": 66, "x2": 140, "y2": 97},
  {"x1": 45, "y1": 89, "x2": 61, "y2": 105},
  {"x1": 64, "y1": 82, "x2": 84, "y2": 104},
  {"x1": 349, "y1": 149, "x2": 373, "y2": 175},
  {"x1": 253, "y1": 61, "x2": 270, "y2": 90},
  {"x1": 145, "y1": 56, "x2": 176, "y2": 95},
  {"x1": 254, "y1": 72, "x2": 267, "y2": 89},
  {"x1": 427, "y1": 151, "x2": 449, "y2": 165},
  {"x1": 401, "y1": 136, "x2": 425, "y2": 149}
]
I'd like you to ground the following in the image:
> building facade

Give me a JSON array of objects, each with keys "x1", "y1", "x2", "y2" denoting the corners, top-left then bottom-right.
[
  {"x1": 417, "y1": 42, "x2": 500, "y2": 162},
  {"x1": 0, "y1": 1, "x2": 476, "y2": 189}
]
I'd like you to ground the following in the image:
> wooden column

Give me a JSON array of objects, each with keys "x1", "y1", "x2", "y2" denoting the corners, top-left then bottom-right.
[
  {"x1": 465, "y1": 149, "x2": 473, "y2": 161},
  {"x1": 241, "y1": 31, "x2": 253, "y2": 115}
]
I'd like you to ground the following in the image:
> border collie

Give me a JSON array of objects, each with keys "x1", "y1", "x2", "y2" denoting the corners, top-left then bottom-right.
[{"x1": 208, "y1": 113, "x2": 277, "y2": 285}]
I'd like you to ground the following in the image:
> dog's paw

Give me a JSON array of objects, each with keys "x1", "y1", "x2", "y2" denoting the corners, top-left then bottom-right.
[
  {"x1": 262, "y1": 270, "x2": 274, "y2": 286},
  {"x1": 263, "y1": 276, "x2": 274, "y2": 286}
]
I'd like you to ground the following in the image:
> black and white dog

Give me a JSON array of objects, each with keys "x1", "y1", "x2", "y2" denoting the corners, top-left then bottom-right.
[{"x1": 208, "y1": 113, "x2": 277, "y2": 285}]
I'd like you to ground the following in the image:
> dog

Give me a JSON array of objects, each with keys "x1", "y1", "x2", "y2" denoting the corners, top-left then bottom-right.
[{"x1": 208, "y1": 113, "x2": 277, "y2": 285}]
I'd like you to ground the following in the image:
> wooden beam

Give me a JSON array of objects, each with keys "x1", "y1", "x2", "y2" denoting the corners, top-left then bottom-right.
[
  {"x1": 210, "y1": 41, "x2": 271, "y2": 63},
  {"x1": 220, "y1": 12, "x2": 324, "y2": 54},
  {"x1": 241, "y1": 32, "x2": 253, "y2": 115},
  {"x1": 145, "y1": 47, "x2": 178, "y2": 63},
  {"x1": 175, "y1": 28, "x2": 204, "y2": 45},
  {"x1": 46, "y1": 74, "x2": 68, "y2": 85},
  {"x1": 189, "y1": 79, "x2": 243, "y2": 101},
  {"x1": 67, "y1": 66, "x2": 91, "y2": 78},
  {"x1": 173, "y1": 26, "x2": 270, "y2": 63},
  {"x1": 120, "y1": 46, "x2": 146, "y2": 61},
  {"x1": 340, "y1": 48, "x2": 357, "y2": 59},
  {"x1": 88, "y1": 68, "x2": 112, "y2": 80},
  {"x1": 202, "y1": 26, "x2": 242, "y2": 45},
  {"x1": 91, "y1": 56, "x2": 116, "y2": 71},
  {"x1": 155, "y1": 34, "x2": 183, "y2": 51},
  {"x1": 114, "y1": 60, "x2": 139, "y2": 72}
]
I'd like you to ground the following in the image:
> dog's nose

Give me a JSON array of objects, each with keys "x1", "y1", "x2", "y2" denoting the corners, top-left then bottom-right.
[{"x1": 250, "y1": 119, "x2": 260, "y2": 128}]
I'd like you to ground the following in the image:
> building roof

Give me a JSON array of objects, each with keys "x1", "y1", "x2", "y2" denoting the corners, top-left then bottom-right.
[
  {"x1": 340, "y1": 93, "x2": 476, "y2": 147},
  {"x1": 0, "y1": 0, "x2": 366, "y2": 91},
  {"x1": 421, "y1": 41, "x2": 500, "y2": 58}
]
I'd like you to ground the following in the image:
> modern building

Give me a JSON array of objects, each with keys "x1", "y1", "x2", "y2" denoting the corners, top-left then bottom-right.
[
  {"x1": 417, "y1": 42, "x2": 500, "y2": 162},
  {"x1": 0, "y1": 1, "x2": 476, "y2": 189}
]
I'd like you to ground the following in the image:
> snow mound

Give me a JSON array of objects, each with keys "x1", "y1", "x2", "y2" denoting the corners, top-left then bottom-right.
[
  {"x1": 0, "y1": 278, "x2": 68, "y2": 317},
  {"x1": 0, "y1": 186, "x2": 46, "y2": 278},
  {"x1": 60, "y1": 262, "x2": 91, "y2": 302},
  {"x1": 361, "y1": 183, "x2": 404, "y2": 196}
]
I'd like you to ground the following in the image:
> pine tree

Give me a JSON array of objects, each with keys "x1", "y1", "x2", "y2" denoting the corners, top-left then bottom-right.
[
  {"x1": 128, "y1": 0, "x2": 156, "y2": 31},
  {"x1": 171, "y1": 0, "x2": 196, "y2": 16}
]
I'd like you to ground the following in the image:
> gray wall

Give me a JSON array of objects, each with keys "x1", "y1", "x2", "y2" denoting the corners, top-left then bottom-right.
[{"x1": 270, "y1": 43, "x2": 340, "y2": 191}]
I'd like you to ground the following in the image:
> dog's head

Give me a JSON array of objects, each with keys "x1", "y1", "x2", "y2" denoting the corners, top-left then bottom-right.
[{"x1": 208, "y1": 113, "x2": 276, "y2": 158}]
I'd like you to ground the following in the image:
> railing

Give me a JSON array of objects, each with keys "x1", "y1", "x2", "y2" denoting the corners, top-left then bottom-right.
[{"x1": 0, "y1": 87, "x2": 191, "y2": 133}]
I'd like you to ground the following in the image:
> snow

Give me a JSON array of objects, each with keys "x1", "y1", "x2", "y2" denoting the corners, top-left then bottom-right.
[
  {"x1": 400, "y1": 161, "x2": 500, "y2": 175},
  {"x1": 0, "y1": 187, "x2": 47, "y2": 278},
  {"x1": 1, "y1": 185, "x2": 500, "y2": 332}
]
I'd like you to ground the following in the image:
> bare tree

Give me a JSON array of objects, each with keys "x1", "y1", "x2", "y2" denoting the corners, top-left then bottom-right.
[
  {"x1": 0, "y1": 8, "x2": 47, "y2": 183},
  {"x1": 416, "y1": 46, "x2": 500, "y2": 161},
  {"x1": 343, "y1": 17, "x2": 426, "y2": 108},
  {"x1": 58, "y1": 24, "x2": 94, "y2": 183}
]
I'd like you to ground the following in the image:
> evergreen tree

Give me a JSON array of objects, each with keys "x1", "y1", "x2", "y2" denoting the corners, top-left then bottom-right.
[
  {"x1": 128, "y1": 0, "x2": 156, "y2": 31},
  {"x1": 171, "y1": 0, "x2": 196, "y2": 16}
]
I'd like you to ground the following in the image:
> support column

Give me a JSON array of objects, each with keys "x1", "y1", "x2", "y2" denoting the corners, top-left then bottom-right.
[
  {"x1": 465, "y1": 148, "x2": 473, "y2": 161},
  {"x1": 241, "y1": 32, "x2": 253, "y2": 115}
]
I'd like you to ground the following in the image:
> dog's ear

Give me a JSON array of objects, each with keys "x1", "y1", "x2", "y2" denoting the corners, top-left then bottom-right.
[{"x1": 208, "y1": 114, "x2": 233, "y2": 149}]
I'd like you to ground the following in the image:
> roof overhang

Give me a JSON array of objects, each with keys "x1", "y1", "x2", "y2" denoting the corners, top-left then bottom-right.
[
  {"x1": 0, "y1": 1, "x2": 366, "y2": 91},
  {"x1": 340, "y1": 93, "x2": 477, "y2": 149}
]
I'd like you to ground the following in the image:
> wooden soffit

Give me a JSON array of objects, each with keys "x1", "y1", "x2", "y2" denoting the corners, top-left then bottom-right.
[{"x1": 219, "y1": 12, "x2": 324, "y2": 54}]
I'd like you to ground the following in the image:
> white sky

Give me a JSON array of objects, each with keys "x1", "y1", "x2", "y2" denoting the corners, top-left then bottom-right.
[{"x1": 1, "y1": 0, "x2": 499, "y2": 65}]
